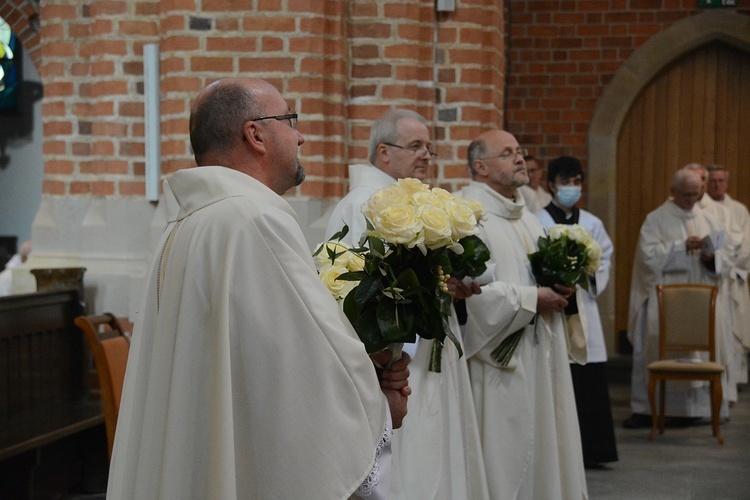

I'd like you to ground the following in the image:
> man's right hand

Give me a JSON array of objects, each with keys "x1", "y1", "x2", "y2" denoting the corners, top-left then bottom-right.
[{"x1": 537, "y1": 286, "x2": 569, "y2": 314}]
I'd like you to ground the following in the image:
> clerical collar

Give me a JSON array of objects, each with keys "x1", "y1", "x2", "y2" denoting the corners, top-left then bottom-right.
[{"x1": 544, "y1": 201, "x2": 579, "y2": 225}]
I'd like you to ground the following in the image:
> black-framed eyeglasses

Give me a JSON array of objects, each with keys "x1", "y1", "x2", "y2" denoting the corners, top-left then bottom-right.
[
  {"x1": 383, "y1": 142, "x2": 437, "y2": 159},
  {"x1": 247, "y1": 112, "x2": 298, "y2": 130},
  {"x1": 478, "y1": 148, "x2": 529, "y2": 161}
]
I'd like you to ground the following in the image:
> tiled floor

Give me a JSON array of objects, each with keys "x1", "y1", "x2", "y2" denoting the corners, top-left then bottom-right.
[{"x1": 587, "y1": 367, "x2": 750, "y2": 499}]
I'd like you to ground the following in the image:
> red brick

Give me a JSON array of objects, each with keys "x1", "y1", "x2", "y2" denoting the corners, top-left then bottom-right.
[
  {"x1": 80, "y1": 161, "x2": 129, "y2": 175},
  {"x1": 92, "y1": 182, "x2": 116, "y2": 196},
  {"x1": 119, "y1": 181, "x2": 147, "y2": 196},
  {"x1": 43, "y1": 181, "x2": 66, "y2": 195},
  {"x1": 46, "y1": 160, "x2": 75, "y2": 174},
  {"x1": 120, "y1": 20, "x2": 159, "y2": 36},
  {"x1": 191, "y1": 57, "x2": 234, "y2": 72}
]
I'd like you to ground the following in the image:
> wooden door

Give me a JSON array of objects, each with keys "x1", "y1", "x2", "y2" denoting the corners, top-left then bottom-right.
[{"x1": 615, "y1": 42, "x2": 750, "y2": 341}]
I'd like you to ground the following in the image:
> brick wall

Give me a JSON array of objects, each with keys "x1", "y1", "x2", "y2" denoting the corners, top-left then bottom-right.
[
  {"x1": 5, "y1": 0, "x2": 507, "y2": 201},
  {"x1": 505, "y1": 0, "x2": 750, "y2": 176},
  {"x1": 6, "y1": 1, "x2": 750, "y2": 202}
]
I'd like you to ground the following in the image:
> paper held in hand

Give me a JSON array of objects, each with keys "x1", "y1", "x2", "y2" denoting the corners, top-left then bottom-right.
[{"x1": 701, "y1": 230, "x2": 724, "y2": 254}]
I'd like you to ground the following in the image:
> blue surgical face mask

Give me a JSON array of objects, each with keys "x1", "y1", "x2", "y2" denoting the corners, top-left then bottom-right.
[{"x1": 556, "y1": 185, "x2": 582, "y2": 208}]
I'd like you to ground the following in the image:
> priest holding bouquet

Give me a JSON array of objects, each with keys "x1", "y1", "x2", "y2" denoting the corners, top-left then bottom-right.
[
  {"x1": 324, "y1": 110, "x2": 489, "y2": 500},
  {"x1": 459, "y1": 129, "x2": 588, "y2": 500},
  {"x1": 108, "y1": 78, "x2": 411, "y2": 500}
]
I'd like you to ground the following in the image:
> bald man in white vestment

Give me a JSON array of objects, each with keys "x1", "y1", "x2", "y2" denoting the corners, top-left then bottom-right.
[
  {"x1": 459, "y1": 129, "x2": 587, "y2": 500},
  {"x1": 625, "y1": 169, "x2": 732, "y2": 428},
  {"x1": 325, "y1": 109, "x2": 489, "y2": 500},
  {"x1": 107, "y1": 78, "x2": 412, "y2": 500}
]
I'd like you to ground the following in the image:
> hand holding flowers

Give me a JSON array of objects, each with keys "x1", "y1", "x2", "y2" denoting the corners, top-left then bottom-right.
[{"x1": 491, "y1": 223, "x2": 602, "y2": 366}]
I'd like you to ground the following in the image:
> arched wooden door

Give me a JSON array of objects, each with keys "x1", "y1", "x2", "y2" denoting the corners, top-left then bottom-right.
[{"x1": 615, "y1": 41, "x2": 750, "y2": 341}]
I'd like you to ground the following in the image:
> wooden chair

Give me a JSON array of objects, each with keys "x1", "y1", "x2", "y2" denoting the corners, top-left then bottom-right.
[
  {"x1": 74, "y1": 313, "x2": 131, "y2": 458},
  {"x1": 648, "y1": 284, "x2": 725, "y2": 444}
]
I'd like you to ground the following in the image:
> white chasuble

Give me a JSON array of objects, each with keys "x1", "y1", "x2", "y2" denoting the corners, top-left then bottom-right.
[
  {"x1": 107, "y1": 166, "x2": 387, "y2": 500},
  {"x1": 459, "y1": 181, "x2": 587, "y2": 500}
]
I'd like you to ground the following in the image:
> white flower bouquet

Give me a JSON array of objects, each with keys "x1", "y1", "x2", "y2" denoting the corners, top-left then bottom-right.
[
  {"x1": 315, "y1": 178, "x2": 489, "y2": 372},
  {"x1": 492, "y1": 223, "x2": 602, "y2": 366}
]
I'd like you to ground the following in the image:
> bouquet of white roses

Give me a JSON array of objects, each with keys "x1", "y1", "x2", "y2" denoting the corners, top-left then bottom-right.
[
  {"x1": 315, "y1": 178, "x2": 489, "y2": 372},
  {"x1": 492, "y1": 223, "x2": 602, "y2": 366}
]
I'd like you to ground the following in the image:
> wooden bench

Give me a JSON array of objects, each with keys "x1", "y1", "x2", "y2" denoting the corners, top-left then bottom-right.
[{"x1": 0, "y1": 290, "x2": 107, "y2": 497}]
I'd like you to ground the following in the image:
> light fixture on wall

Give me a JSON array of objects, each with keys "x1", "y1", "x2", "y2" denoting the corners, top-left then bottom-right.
[
  {"x1": 436, "y1": 0, "x2": 456, "y2": 12},
  {"x1": 144, "y1": 43, "x2": 161, "y2": 202}
]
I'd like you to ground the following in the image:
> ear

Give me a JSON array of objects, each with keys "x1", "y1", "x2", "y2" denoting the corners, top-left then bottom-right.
[
  {"x1": 242, "y1": 121, "x2": 267, "y2": 153},
  {"x1": 376, "y1": 143, "x2": 390, "y2": 163},
  {"x1": 473, "y1": 159, "x2": 487, "y2": 177}
]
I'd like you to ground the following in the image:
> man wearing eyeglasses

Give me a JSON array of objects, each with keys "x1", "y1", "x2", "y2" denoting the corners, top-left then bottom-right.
[
  {"x1": 325, "y1": 109, "x2": 489, "y2": 500},
  {"x1": 107, "y1": 78, "x2": 412, "y2": 499},
  {"x1": 625, "y1": 167, "x2": 734, "y2": 431},
  {"x1": 458, "y1": 129, "x2": 588, "y2": 500}
]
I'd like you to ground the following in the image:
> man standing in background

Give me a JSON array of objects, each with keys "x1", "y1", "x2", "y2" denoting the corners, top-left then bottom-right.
[
  {"x1": 535, "y1": 155, "x2": 618, "y2": 469},
  {"x1": 460, "y1": 129, "x2": 587, "y2": 499},
  {"x1": 706, "y1": 164, "x2": 750, "y2": 388}
]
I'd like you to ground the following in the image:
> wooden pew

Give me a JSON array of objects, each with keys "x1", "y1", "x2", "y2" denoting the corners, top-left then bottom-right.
[{"x1": 0, "y1": 290, "x2": 107, "y2": 498}]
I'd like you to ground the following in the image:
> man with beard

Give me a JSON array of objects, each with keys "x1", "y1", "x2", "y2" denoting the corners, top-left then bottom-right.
[
  {"x1": 459, "y1": 129, "x2": 587, "y2": 499},
  {"x1": 108, "y1": 78, "x2": 411, "y2": 499}
]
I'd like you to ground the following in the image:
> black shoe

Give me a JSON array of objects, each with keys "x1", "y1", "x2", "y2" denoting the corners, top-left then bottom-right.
[{"x1": 622, "y1": 413, "x2": 652, "y2": 429}]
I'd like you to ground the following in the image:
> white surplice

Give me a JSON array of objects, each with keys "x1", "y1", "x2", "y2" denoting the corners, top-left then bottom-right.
[
  {"x1": 628, "y1": 198, "x2": 732, "y2": 417},
  {"x1": 712, "y1": 194, "x2": 750, "y2": 385},
  {"x1": 108, "y1": 166, "x2": 389, "y2": 500},
  {"x1": 326, "y1": 164, "x2": 489, "y2": 500},
  {"x1": 459, "y1": 181, "x2": 587, "y2": 500},
  {"x1": 535, "y1": 208, "x2": 613, "y2": 364}
]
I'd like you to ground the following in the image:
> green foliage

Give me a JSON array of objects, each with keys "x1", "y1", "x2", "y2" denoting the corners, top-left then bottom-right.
[{"x1": 528, "y1": 233, "x2": 591, "y2": 291}]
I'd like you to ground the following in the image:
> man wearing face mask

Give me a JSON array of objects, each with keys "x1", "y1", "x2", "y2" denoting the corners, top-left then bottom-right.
[{"x1": 535, "y1": 155, "x2": 619, "y2": 469}]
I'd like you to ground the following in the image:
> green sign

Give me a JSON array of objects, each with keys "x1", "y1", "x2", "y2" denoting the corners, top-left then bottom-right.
[{"x1": 698, "y1": 0, "x2": 738, "y2": 7}]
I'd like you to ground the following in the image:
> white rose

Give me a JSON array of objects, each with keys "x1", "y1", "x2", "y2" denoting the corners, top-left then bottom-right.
[
  {"x1": 345, "y1": 251, "x2": 366, "y2": 271},
  {"x1": 412, "y1": 189, "x2": 443, "y2": 210},
  {"x1": 566, "y1": 224, "x2": 590, "y2": 245},
  {"x1": 364, "y1": 184, "x2": 410, "y2": 217},
  {"x1": 445, "y1": 199, "x2": 478, "y2": 240},
  {"x1": 320, "y1": 264, "x2": 358, "y2": 300},
  {"x1": 368, "y1": 204, "x2": 424, "y2": 247},
  {"x1": 396, "y1": 177, "x2": 430, "y2": 196},
  {"x1": 419, "y1": 205, "x2": 453, "y2": 250},
  {"x1": 314, "y1": 241, "x2": 352, "y2": 269},
  {"x1": 547, "y1": 224, "x2": 568, "y2": 241}
]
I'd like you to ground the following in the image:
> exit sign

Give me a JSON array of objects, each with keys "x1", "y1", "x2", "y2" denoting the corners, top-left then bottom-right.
[{"x1": 698, "y1": 0, "x2": 738, "y2": 6}]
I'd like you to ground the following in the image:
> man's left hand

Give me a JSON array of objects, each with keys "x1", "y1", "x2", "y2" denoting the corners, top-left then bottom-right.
[{"x1": 447, "y1": 277, "x2": 482, "y2": 300}]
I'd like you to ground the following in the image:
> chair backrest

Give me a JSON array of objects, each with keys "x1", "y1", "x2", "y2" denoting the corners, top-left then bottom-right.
[
  {"x1": 74, "y1": 313, "x2": 130, "y2": 459},
  {"x1": 656, "y1": 284, "x2": 718, "y2": 361}
]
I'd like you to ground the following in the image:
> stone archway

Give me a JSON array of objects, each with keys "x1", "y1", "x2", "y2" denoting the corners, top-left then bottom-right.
[{"x1": 587, "y1": 10, "x2": 750, "y2": 351}]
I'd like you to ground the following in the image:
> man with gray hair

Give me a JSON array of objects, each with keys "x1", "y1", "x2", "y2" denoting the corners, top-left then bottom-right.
[
  {"x1": 625, "y1": 168, "x2": 731, "y2": 429},
  {"x1": 706, "y1": 164, "x2": 750, "y2": 389},
  {"x1": 325, "y1": 109, "x2": 488, "y2": 500}
]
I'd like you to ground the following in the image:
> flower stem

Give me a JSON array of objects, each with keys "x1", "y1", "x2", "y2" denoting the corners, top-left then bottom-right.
[
  {"x1": 429, "y1": 339, "x2": 443, "y2": 373},
  {"x1": 491, "y1": 329, "x2": 524, "y2": 367}
]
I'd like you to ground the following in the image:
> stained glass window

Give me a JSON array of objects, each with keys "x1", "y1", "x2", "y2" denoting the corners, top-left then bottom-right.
[{"x1": 0, "y1": 17, "x2": 20, "y2": 111}]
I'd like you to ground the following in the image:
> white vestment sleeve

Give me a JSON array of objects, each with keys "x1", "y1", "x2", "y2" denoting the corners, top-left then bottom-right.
[{"x1": 354, "y1": 407, "x2": 393, "y2": 499}]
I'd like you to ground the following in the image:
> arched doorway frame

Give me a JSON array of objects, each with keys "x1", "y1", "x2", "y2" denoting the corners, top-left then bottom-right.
[{"x1": 587, "y1": 10, "x2": 750, "y2": 350}]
